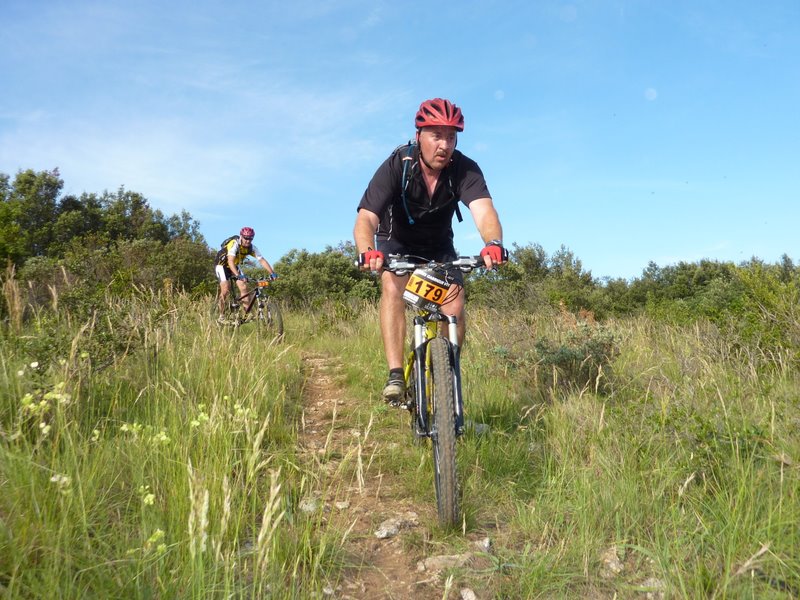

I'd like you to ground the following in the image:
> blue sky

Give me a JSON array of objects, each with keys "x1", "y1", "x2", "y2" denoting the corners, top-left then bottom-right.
[{"x1": 2, "y1": 0, "x2": 798, "y2": 280}]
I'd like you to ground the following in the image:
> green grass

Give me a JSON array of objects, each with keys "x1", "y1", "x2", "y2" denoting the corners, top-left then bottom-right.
[{"x1": 2, "y1": 293, "x2": 799, "y2": 598}]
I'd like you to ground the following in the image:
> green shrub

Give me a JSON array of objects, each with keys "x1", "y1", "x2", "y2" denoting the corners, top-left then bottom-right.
[{"x1": 531, "y1": 318, "x2": 619, "y2": 396}]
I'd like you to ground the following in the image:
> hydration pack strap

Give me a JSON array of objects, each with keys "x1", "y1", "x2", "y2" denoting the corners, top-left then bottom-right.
[{"x1": 401, "y1": 144, "x2": 416, "y2": 225}]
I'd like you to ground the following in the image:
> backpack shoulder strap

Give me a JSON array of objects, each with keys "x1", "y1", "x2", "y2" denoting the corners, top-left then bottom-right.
[
  {"x1": 394, "y1": 141, "x2": 416, "y2": 225},
  {"x1": 447, "y1": 152, "x2": 463, "y2": 223},
  {"x1": 450, "y1": 175, "x2": 463, "y2": 223},
  {"x1": 220, "y1": 235, "x2": 239, "y2": 249}
]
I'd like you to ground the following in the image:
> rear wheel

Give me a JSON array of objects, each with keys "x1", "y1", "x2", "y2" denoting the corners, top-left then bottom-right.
[
  {"x1": 429, "y1": 337, "x2": 459, "y2": 528},
  {"x1": 257, "y1": 298, "x2": 284, "y2": 340}
]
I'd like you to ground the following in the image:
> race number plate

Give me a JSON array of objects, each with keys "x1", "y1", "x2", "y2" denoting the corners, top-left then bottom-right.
[{"x1": 402, "y1": 268, "x2": 450, "y2": 311}]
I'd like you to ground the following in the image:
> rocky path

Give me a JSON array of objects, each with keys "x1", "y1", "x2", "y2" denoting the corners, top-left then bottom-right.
[{"x1": 297, "y1": 353, "x2": 491, "y2": 600}]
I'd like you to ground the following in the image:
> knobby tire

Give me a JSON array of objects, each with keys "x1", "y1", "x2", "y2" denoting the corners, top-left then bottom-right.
[
  {"x1": 429, "y1": 337, "x2": 459, "y2": 527},
  {"x1": 258, "y1": 298, "x2": 284, "y2": 340}
]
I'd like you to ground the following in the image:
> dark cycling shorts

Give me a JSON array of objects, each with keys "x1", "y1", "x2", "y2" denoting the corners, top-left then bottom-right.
[{"x1": 376, "y1": 239, "x2": 465, "y2": 286}]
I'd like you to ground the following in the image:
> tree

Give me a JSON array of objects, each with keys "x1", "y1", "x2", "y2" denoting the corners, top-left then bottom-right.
[
  {"x1": 167, "y1": 210, "x2": 205, "y2": 244},
  {"x1": 543, "y1": 245, "x2": 597, "y2": 311},
  {"x1": 97, "y1": 187, "x2": 176, "y2": 243},
  {"x1": 1, "y1": 168, "x2": 63, "y2": 262},
  {"x1": 273, "y1": 243, "x2": 377, "y2": 305},
  {"x1": 51, "y1": 193, "x2": 106, "y2": 255}
]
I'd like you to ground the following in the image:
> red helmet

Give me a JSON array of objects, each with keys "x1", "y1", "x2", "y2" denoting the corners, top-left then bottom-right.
[
  {"x1": 414, "y1": 98, "x2": 464, "y2": 132},
  {"x1": 240, "y1": 226, "x2": 255, "y2": 239}
]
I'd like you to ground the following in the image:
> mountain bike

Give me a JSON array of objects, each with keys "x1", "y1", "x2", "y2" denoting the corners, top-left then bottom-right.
[
  {"x1": 383, "y1": 253, "x2": 485, "y2": 528},
  {"x1": 212, "y1": 276, "x2": 284, "y2": 340}
]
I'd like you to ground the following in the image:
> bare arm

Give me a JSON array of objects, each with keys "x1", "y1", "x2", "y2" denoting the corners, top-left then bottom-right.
[
  {"x1": 469, "y1": 197, "x2": 503, "y2": 244},
  {"x1": 258, "y1": 257, "x2": 275, "y2": 275},
  {"x1": 469, "y1": 197, "x2": 505, "y2": 268},
  {"x1": 353, "y1": 208, "x2": 384, "y2": 271}
]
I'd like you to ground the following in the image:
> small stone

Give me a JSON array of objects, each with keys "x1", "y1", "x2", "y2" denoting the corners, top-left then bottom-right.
[
  {"x1": 416, "y1": 553, "x2": 472, "y2": 573},
  {"x1": 374, "y1": 512, "x2": 419, "y2": 539},
  {"x1": 299, "y1": 496, "x2": 320, "y2": 514},
  {"x1": 599, "y1": 545, "x2": 624, "y2": 579},
  {"x1": 473, "y1": 537, "x2": 492, "y2": 553}
]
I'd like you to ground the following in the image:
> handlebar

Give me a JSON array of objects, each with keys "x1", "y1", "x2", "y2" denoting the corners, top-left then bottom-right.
[
  {"x1": 234, "y1": 274, "x2": 272, "y2": 287},
  {"x1": 383, "y1": 254, "x2": 484, "y2": 276}
]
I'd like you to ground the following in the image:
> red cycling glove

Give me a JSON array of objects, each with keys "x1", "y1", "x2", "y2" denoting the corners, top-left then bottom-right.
[
  {"x1": 480, "y1": 242, "x2": 507, "y2": 264},
  {"x1": 359, "y1": 248, "x2": 385, "y2": 267}
]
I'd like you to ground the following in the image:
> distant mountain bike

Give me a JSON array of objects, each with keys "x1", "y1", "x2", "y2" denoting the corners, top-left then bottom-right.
[
  {"x1": 212, "y1": 276, "x2": 284, "y2": 340},
  {"x1": 383, "y1": 253, "x2": 486, "y2": 528}
]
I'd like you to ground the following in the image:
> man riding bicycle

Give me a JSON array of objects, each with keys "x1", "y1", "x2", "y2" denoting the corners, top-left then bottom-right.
[
  {"x1": 214, "y1": 226, "x2": 277, "y2": 321},
  {"x1": 353, "y1": 98, "x2": 507, "y2": 404}
]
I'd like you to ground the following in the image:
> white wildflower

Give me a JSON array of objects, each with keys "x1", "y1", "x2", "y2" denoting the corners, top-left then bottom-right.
[
  {"x1": 49, "y1": 473, "x2": 71, "y2": 494},
  {"x1": 147, "y1": 529, "x2": 165, "y2": 545}
]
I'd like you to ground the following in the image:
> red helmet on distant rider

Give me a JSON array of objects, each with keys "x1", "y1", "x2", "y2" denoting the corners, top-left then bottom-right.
[
  {"x1": 415, "y1": 98, "x2": 464, "y2": 132},
  {"x1": 240, "y1": 226, "x2": 255, "y2": 239}
]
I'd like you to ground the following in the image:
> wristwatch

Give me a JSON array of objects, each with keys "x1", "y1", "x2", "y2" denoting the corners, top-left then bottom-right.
[{"x1": 485, "y1": 239, "x2": 503, "y2": 247}]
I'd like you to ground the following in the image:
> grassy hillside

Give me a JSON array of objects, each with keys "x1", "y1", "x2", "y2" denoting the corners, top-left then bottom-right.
[{"x1": 1, "y1": 287, "x2": 798, "y2": 598}]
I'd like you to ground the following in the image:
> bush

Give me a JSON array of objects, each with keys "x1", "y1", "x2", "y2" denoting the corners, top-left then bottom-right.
[
  {"x1": 273, "y1": 245, "x2": 377, "y2": 306},
  {"x1": 531, "y1": 312, "x2": 619, "y2": 397}
]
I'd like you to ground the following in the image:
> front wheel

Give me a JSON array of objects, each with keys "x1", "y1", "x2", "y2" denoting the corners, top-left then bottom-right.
[
  {"x1": 257, "y1": 298, "x2": 284, "y2": 341},
  {"x1": 429, "y1": 337, "x2": 459, "y2": 528}
]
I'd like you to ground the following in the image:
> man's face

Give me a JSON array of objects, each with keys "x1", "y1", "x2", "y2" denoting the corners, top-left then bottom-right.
[
  {"x1": 241, "y1": 235, "x2": 253, "y2": 246},
  {"x1": 417, "y1": 126, "x2": 457, "y2": 171}
]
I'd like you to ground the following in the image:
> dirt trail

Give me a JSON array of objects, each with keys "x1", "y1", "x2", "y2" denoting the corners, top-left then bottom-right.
[{"x1": 298, "y1": 353, "x2": 489, "y2": 600}]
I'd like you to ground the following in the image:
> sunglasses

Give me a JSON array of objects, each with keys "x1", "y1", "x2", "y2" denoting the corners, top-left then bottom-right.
[{"x1": 242, "y1": 236, "x2": 254, "y2": 241}]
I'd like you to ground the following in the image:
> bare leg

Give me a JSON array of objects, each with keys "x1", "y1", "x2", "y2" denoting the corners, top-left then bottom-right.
[
  {"x1": 218, "y1": 280, "x2": 232, "y2": 315},
  {"x1": 236, "y1": 279, "x2": 250, "y2": 312},
  {"x1": 380, "y1": 271, "x2": 408, "y2": 370}
]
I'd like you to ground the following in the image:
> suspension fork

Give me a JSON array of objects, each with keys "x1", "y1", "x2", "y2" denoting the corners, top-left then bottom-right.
[
  {"x1": 411, "y1": 314, "x2": 429, "y2": 433},
  {"x1": 444, "y1": 314, "x2": 465, "y2": 435}
]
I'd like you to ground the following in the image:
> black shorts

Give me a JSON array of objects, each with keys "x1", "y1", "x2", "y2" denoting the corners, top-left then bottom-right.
[{"x1": 376, "y1": 239, "x2": 465, "y2": 286}]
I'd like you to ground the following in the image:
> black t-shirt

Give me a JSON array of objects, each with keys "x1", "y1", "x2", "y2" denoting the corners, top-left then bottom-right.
[{"x1": 357, "y1": 144, "x2": 491, "y2": 253}]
